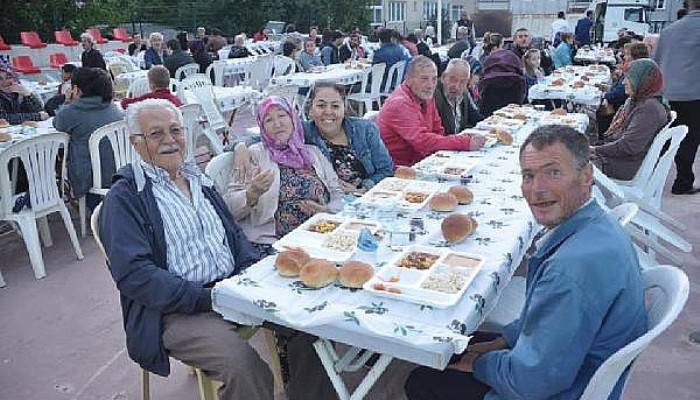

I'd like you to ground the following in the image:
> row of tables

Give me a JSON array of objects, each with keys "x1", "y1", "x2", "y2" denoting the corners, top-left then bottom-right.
[{"x1": 212, "y1": 105, "x2": 590, "y2": 399}]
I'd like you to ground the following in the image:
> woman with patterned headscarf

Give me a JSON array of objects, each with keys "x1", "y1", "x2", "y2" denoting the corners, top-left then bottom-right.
[
  {"x1": 592, "y1": 59, "x2": 669, "y2": 180},
  {"x1": 0, "y1": 61, "x2": 48, "y2": 125},
  {"x1": 223, "y1": 96, "x2": 342, "y2": 254}
]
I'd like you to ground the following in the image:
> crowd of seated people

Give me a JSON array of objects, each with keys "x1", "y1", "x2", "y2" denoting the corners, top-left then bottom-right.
[{"x1": 4, "y1": 16, "x2": 689, "y2": 399}]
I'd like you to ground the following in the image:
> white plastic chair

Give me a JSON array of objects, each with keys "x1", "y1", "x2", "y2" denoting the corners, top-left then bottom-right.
[
  {"x1": 273, "y1": 55, "x2": 296, "y2": 77},
  {"x1": 482, "y1": 202, "x2": 640, "y2": 331},
  {"x1": 204, "y1": 152, "x2": 235, "y2": 193},
  {"x1": 218, "y1": 46, "x2": 232, "y2": 61},
  {"x1": 380, "y1": 60, "x2": 406, "y2": 100},
  {"x1": 175, "y1": 63, "x2": 201, "y2": 81},
  {"x1": 127, "y1": 77, "x2": 151, "y2": 99},
  {"x1": 177, "y1": 74, "x2": 228, "y2": 133},
  {"x1": 246, "y1": 55, "x2": 275, "y2": 91},
  {"x1": 0, "y1": 133, "x2": 83, "y2": 279},
  {"x1": 609, "y1": 124, "x2": 687, "y2": 231},
  {"x1": 362, "y1": 110, "x2": 380, "y2": 121},
  {"x1": 205, "y1": 61, "x2": 226, "y2": 87},
  {"x1": 180, "y1": 103, "x2": 224, "y2": 161},
  {"x1": 347, "y1": 63, "x2": 386, "y2": 115},
  {"x1": 579, "y1": 265, "x2": 689, "y2": 399},
  {"x1": 78, "y1": 120, "x2": 140, "y2": 237}
]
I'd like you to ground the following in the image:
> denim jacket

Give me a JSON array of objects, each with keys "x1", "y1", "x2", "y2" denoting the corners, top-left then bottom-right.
[{"x1": 303, "y1": 117, "x2": 394, "y2": 189}]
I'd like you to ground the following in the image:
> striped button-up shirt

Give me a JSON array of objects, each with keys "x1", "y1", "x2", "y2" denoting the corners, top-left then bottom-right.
[{"x1": 141, "y1": 161, "x2": 235, "y2": 284}]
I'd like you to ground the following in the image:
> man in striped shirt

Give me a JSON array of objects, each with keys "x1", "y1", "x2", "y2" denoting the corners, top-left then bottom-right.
[{"x1": 99, "y1": 99, "x2": 336, "y2": 400}]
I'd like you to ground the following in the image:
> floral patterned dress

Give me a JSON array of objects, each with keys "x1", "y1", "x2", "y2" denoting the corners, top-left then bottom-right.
[
  {"x1": 275, "y1": 165, "x2": 330, "y2": 237},
  {"x1": 323, "y1": 138, "x2": 368, "y2": 189}
]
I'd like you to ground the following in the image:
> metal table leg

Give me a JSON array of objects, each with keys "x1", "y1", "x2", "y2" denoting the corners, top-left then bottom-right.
[{"x1": 313, "y1": 338, "x2": 394, "y2": 400}]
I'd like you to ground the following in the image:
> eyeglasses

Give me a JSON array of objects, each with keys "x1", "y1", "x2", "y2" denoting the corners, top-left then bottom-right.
[{"x1": 134, "y1": 127, "x2": 185, "y2": 141}]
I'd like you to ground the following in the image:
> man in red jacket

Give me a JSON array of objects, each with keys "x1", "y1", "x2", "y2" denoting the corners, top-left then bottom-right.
[
  {"x1": 121, "y1": 65, "x2": 183, "y2": 109},
  {"x1": 376, "y1": 56, "x2": 486, "y2": 166}
]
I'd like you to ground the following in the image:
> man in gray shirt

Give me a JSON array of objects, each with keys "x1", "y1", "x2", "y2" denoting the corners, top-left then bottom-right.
[{"x1": 654, "y1": 0, "x2": 700, "y2": 194}]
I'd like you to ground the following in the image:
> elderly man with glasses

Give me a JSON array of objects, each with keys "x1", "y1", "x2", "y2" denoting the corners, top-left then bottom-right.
[{"x1": 99, "y1": 99, "x2": 335, "y2": 400}]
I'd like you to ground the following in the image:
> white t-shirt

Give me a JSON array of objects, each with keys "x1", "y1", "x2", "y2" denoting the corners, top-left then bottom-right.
[{"x1": 551, "y1": 19, "x2": 572, "y2": 42}]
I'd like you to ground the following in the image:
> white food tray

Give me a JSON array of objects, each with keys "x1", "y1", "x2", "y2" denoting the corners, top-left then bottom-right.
[
  {"x1": 363, "y1": 245, "x2": 484, "y2": 308},
  {"x1": 361, "y1": 177, "x2": 441, "y2": 210},
  {"x1": 272, "y1": 213, "x2": 381, "y2": 263}
]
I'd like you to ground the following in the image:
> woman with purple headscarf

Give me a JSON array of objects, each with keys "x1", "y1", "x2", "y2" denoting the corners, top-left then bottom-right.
[
  {"x1": 478, "y1": 49, "x2": 526, "y2": 117},
  {"x1": 223, "y1": 96, "x2": 342, "y2": 254},
  {"x1": 0, "y1": 62, "x2": 48, "y2": 125}
]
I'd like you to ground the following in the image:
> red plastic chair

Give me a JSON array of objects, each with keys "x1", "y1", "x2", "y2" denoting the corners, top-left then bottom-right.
[
  {"x1": 87, "y1": 28, "x2": 108, "y2": 44},
  {"x1": 49, "y1": 53, "x2": 69, "y2": 69},
  {"x1": 20, "y1": 31, "x2": 47, "y2": 49},
  {"x1": 55, "y1": 30, "x2": 78, "y2": 46},
  {"x1": 12, "y1": 56, "x2": 41, "y2": 74},
  {"x1": 112, "y1": 28, "x2": 131, "y2": 42},
  {"x1": 0, "y1": 35, "x2": 11, "y2": 51}
]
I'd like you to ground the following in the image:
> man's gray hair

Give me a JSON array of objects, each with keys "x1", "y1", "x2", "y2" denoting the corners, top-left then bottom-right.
[
  {"x1": 406, "y1": 55, "x2": 436, "y2": 77},
  {"x1": 147, "y1": 65, "x2": 171, "y2": 89},
  {"x1": 125, "y1": 98, "x2": 184, "y2": 136},
  {"x1": 80, "y1": 33, "x2": 95, "y2": 45},
  {"x1": 520, "y1": 125, "x2": 590, "y2": 170},
  {"x1": 149, "y1": 32, "x2": 163, "y2": 41},
  {"x1": 444, "y1": 58, "x2": 471, "y2": 76}
]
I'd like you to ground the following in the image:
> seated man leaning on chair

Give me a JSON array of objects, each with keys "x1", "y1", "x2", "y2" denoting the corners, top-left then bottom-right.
[
  {"x1": 99, "y1": 99, "x2": 336, "y2": 400},
  {"x1": 434, "y1": 59, "x2": 483, "y2": 135},
  {"x1": 376, "y1": 55, "x2": 487, "y2": 166},
  {"x1": 404, "y1": 125, "x2": 648, "y2": 400},
  {"x1": 120, "y1": 65, "x2": 182, "y2": 109}
]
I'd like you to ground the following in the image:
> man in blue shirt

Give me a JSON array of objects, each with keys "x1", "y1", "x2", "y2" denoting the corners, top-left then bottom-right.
[
  {"x1": 372, "y1": 28, "x2": 411, "y2": 93},
  {"x1": 575, "y1": 10, "x2": 594, "y2": 46},
  {"x1": 404, "y1": 125, "x2": 648, "y2": 400}
]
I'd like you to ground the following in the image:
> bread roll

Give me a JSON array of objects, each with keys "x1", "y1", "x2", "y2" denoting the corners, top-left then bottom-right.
[
  {"x1": 22, "y1": 120, "x2": 38, "y2": 128},
  {"x1": 448, "y1": 186, "x2": 473, "y2": 205},
  {"x1": 0, "y1": 132, "x2": 11, "y2": 142},
  {"x1": 441, "y1": 214, "x2": 478, "y2": 244},
  {"x1": 275, "y1": 248, "x2": 311, "y2": 277},
  {"x1": 551, "y1": 108, "x2": 567, "y2": 116},
  {"x1": 394, "y1": 166, "x2": 417, "y2": 180},
  {"x1": 429, "y1": 192, "x2": 458, "y2": 212},
  {"x1": 339, "y1": 261, "x2": 373, "y2": 288},
  {"x1": 0, "y1": 118, "x2": 9, "y2": 128},
  {"x1": 495, "y1": 129, "x2": 513, "y2": 145},
  {"x1": 300, "y1": 259, "x2": 339, "y2": 288}
]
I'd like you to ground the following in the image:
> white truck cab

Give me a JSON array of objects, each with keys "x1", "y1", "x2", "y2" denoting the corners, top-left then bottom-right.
[{"x1": 592, "y1": 0, "x2": 651, "y2": 43}]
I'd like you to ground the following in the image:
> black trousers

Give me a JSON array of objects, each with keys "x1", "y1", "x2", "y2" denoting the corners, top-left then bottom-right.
[
  {"x1": 404, "y1": 332, "x2": 500, "y2": 400},
  {"x1": 671, "y1": 100, "x2": 700, "y2": 191}
]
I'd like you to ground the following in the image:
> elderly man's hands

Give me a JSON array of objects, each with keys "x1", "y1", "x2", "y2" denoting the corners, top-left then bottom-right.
[
  {"x1": 245, "y1": 169, "x2": 274, "y2": 207},
  {"x1": 447, "y1": 336, "x2": 509, "y2": 373},
  {"x1": 447, "y1": 351, "x2": 480, "y2": 373}
]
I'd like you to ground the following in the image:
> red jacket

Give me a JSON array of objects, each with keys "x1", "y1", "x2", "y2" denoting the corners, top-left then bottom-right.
[
  {"x1": 376, "y1": 83, "x2": 471, "y2": 166},
  {"x1": 120, "y1": 88, "x2": 183, "y2": 109}
]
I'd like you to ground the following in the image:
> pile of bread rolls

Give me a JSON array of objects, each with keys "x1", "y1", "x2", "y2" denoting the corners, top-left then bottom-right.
[
  {"x1": 394, "y1": 166, "x2": 417, "y2": 180},
  {"x1": 275, "y1": 248, "x2": 373, "y2": 289}
]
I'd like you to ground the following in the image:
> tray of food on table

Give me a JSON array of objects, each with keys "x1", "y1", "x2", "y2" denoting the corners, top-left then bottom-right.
[
  {"x1": 363, "y1": 244, "x2": 484, "y2": 308},
  {"x1": 272, "y1": 213, "x2": 382, "y2": 262},
  {"x1": 360, "y1": 177, "x2": 441, "y2": 210}
]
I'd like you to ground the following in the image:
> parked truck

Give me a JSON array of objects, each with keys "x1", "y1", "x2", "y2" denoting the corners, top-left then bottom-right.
[{"x1": 591, "y1": 0, "x2": 685, "y2": 43}]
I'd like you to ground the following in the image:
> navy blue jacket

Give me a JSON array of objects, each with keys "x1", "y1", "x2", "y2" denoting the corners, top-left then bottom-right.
[
  {"x1": 99, "y1": 165, "x2": 259, "y2": 376},
  {"x1": 372, "y1": 42, "x2": 410, "y2": 91},
  {"x1": 606, "y1": 75, "x2": 628, "y2": 108},
  {"x1": 303, "y1": 117, "x2": 394, "y2": 189},
  {"x1": 575, "y1": 17, "x2": 593, "y2": 45}
]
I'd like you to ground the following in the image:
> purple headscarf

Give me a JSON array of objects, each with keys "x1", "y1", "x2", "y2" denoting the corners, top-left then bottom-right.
[
  {"x1": 257, "y1": 96, "x2": 314, "y2": 169},
  {"x1": 478, "y1": 49, "x2": 525, "y2": 94}
]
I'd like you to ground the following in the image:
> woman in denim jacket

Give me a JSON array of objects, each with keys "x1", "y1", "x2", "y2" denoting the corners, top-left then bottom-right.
[{"x1": 302, "y1": 82, "x2": 394, "y2": 192}]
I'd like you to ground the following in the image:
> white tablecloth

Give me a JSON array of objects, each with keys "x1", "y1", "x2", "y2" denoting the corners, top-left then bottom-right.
[
  {"x1": 528, "y1": 65, "x2": 611, "y2": 106},
  {"x1": 211, "y1": 86, "x2": 261, "y2": 112},
  {"x1": 212, "y1": 121, "x2": 553, "y2": 369},
  {"x1": 270, "y1": 64, "x2": 369, "y2": 88},
  {"x1": 0, "y1": 118, "x2": 57, "y2": 154},
  {"x1": 574, "y1": 48, "x2": 617, "y2": 65}
]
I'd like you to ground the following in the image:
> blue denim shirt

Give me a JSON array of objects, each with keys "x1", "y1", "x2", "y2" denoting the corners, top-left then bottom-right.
[
  {"x1": 474, "y1": 201, "x2": 648, "y2": 400},
  {"x1": 303, "y1": 117, "x2": 394, "y2": 189}
]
